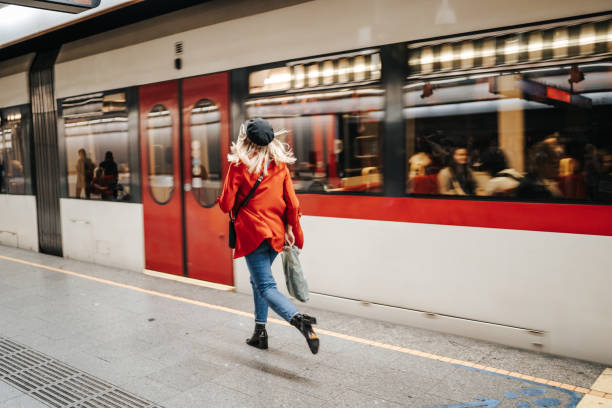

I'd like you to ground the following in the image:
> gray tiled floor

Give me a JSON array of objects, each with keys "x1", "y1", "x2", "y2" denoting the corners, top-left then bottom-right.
[{"x1": 0, "y1": 246, "x2": 606, "y2": 408}]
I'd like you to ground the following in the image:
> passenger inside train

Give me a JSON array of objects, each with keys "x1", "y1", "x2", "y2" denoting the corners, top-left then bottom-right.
[{"x1": 404, "y1": 59, "x2": 612, "y2": 202}]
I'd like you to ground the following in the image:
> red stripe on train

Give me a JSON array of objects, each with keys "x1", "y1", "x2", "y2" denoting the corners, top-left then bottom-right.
[{"x1": 299, "y1": 195, "x2": 612, "y2": 236}]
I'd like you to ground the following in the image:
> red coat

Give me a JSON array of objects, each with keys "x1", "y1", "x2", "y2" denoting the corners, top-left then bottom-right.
[{"x1": 218, "y1": 161, "x2": 304, "y2": 259}]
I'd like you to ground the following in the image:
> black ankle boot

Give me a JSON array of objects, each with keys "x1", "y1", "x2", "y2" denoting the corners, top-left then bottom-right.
[
  {"x1": 290, "y1": 314, "x2": 319, "y2": 354},
  {"x1": 246, "y1": 323, "x2": 268, "y2": 349}
]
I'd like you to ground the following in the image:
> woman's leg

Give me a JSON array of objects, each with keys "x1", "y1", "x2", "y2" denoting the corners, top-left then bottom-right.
[
  {"x1": 249, "y1": 274, "x2": 268, "y2": 324},
  {"x1": 245, "y1": 241, "x2": 298, "y2": 322}
]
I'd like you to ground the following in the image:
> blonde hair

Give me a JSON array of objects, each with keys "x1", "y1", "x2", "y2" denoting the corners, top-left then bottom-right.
[{"x1": 227, "y1": 122, "x2": 296, "y2": 174}]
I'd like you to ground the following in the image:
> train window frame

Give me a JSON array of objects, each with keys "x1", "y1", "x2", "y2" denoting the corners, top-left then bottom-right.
[
  {"x1": 0, "y1": 104, "x2": 33, "y2": 196},
  {"x1": 189, "y1": 98, "x2": 222, "y2": 209},
  {"x1": 244, "y1": 48, "x2": 388, "y2": 196},
  {"x1": 145, "y1": 103, "x2": 175, "y2": 206},
  {"x1": 402, "y1": 15, "x2": 612, "y2": 205},
  {"x1": 57, "y1": 86, "x2": 141, "y2": 203}
]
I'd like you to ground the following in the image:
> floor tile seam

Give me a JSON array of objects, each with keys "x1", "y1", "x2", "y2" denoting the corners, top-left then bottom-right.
[{"x1": 2, "y1": 253, "x2": 608, "y2": 398}]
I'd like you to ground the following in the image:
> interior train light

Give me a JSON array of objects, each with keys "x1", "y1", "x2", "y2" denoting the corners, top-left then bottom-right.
[
  {"x1": 420, "y1": 47, "x2": 434, "y2": 73},
  {"x1": 370, "y1": 53, "x2": 382, "y2": 80},
  {"x1": 293, "y1": 65, "x2": 305, "y2": 88},
  {"x1": 439, "y1": 44, "x2": 454, "y2": 70},
  {"x1": 353, "y1": 55, "x2": 366, "y2": 81},
  {"x1": 504, "y1": 36, "x2": 520, "y2": 64},
  {"x1": 481, "y1": 38, "x2": 496, "y2": 67},
  {"x1": 250, "y1": 67, "x2": 292, "y2": 93},
  {"x1": 460, "y1": 41, "x2": 474, "y2": 69},
  {"x1": 249, "y1": 50, "x2": 381, "y2": 94},
  {"x1": 322, "y1": 60, "x2": 335, "y2": 85},
  {"x1": 552, "y1": 27, "x2": 569, "y2": 58},
  {"x1": 528, "y1": 31, "x2": 543, "y2": 61},
  {"x1": 337, "y1": 58, "x2": 350, "y2": 83},
  {"x1": 579, "y1": 23, "x2": 596, "y2": 54},
  {"x1": 407, "y1": 18, "x2": 610, "y2": 77},
  {"x1": 307, "y1": 64, "x2": 320, "y2": 87},
  {"x1": 263, "y1": 72, "x2": 292, "y2": 86}
]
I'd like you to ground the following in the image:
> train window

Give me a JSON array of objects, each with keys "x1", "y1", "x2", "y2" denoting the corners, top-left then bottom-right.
[
  {"x1": 247, "y1": 88, "x2": 385, "y2": 193},
  {"x1": 189, "y1": 99, "x2": 221, "y2": 207},
  {"x1": 62, "y1": 92, "x2": 131, "y2": 201},
  {"x1": 0, "y1": 111, "x2": 26, "y2": 195},
  {"x1": 146, "y1": 104, "x2": 174, "y2": 205},
  {"x1": 404, "y1": 63, "x2": 612, "y2": 203}
]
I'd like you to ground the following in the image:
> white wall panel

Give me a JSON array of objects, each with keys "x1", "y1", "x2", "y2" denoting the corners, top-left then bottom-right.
[
  {"x1": 60, "y1": 199, "x2": 144, "y2": 272},
  {"x1": 0, "y1": 73, "x2": 29, "y2": 108},
  {"x1": 0, "y1": 53, "x2": 35, "y2": 108},
  {"x1": 0, "y1": 195, "x2": 38, "y2": 252},
  {"x1": 55, "y1": 0, "x2": 611, "y2": 98},
  {"x1": 234, "y1": 216, "x2": 612, "y2": 364}
]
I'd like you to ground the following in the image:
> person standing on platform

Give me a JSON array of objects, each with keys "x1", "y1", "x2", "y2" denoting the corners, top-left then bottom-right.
[{"x1": 218, "y1": 118, "x2": 319, "y2": 354}]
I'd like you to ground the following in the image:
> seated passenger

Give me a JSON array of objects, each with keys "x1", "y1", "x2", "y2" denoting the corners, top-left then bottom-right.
[
  {"x1": 516, "y1": 141, "x2": 562, "y2": 200},
  {"x1": 480, "y1": 148, "x2": 522, "y2": 196},
  {"x1": 438, "y1": 147, "x2": 476, "y2": 195},
  {"x1": 408, "y1": 151, "x2": 432, "y2": 178}
]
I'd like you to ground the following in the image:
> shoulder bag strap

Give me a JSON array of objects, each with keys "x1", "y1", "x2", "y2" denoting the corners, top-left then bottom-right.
[{"x1": 232, "y1": 162, "x2": 268, "y2": 220}]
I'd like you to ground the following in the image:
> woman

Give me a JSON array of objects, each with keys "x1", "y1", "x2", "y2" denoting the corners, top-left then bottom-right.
[
  {"x1": 218, "y1": 118, "x2": 319, "y2": 354},
  {"x1": 75, "y1": 148, "x2": 93, "y2": 199},
  {"x1": 438, "y1": 146, "x2": 476, "y2": 195}
]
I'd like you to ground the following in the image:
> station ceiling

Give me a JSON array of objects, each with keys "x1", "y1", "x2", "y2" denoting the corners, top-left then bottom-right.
[{"x1": 0, "y1": 0, "x2": 212, "y2": 62}]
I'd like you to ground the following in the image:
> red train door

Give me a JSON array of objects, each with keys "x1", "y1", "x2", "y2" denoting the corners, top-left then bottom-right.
[
  {"x1": 140, "y1": 81, "x2": 183, "y2": 276},
  {"x1": 182, "y1": 73, "x2": 233, "y2": 284},
  {"x1": 140, "y1": 74, "x2": 233, "y2": 285}
]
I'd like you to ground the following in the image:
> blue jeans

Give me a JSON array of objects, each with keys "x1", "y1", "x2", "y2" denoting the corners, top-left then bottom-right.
[{"x1": 245, "y1": 240, "x2": 298, "y2": 324}]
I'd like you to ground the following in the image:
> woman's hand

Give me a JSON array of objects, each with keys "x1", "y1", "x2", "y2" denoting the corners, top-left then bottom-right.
[{"x1": 284, "y1": 224, "x2": 295, "y2": 246}]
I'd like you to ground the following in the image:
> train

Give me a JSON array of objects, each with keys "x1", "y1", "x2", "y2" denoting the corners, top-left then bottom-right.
[{"x1": 0, "y1": 0, "x2": 611, "y2": 364}]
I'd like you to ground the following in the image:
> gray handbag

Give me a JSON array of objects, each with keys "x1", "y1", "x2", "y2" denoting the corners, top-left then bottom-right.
[{"x1": 282, "y1": 245, "x2": 309, "y2": 302}]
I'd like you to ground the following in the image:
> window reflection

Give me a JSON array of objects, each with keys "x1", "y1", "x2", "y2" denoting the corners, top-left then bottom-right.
[
  {"x1": 405, "y1": 63, "x2": 612, "y2": 203},
  {"x1": 63, "y1": 92, "x2": 131, "y2": 200},
  {"x1": 0, "y1": 111, "x2": 25, "y2": 194},
  {"x1": 247, "y1": 88, "x2": 384, "y2": 192},
  {"x1": 190, "y1": 99, "x2": 221, "y2": 207},
  {"x1": 147, "y1": 105, "x2": 174, "y2": 204}
]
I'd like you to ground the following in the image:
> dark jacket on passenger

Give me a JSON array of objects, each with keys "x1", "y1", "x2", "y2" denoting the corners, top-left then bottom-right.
[
  {"x1": 515, "y1": 175, "x2": 556, "y2": 200},
  {"x1": 99, "y1": 159, "x2": 118, "y2": 183}
]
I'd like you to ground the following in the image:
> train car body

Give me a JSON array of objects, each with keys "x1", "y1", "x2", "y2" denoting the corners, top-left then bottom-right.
[{"x1": 1, "y1": 0, "x2": 611, "y2": 364}]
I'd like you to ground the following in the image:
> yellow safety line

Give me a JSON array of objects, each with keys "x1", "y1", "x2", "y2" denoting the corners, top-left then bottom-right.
[{"x1": 1, "y1": 254, "x2": 611, "y2": 399}]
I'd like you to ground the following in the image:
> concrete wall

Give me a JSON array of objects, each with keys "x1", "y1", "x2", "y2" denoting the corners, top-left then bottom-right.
[
  {"x1": 60, "y1": 199, "x2": 144, "y2": 272},
  {"x1": 234, "y1": 215, "x2": 612, "y2": 365},
  {"x1": 55, "y1": 0, "x2": 612, "y2": 98},
  {"x1": 0, "y1": 195, "x2": 38, "y2": 252}
]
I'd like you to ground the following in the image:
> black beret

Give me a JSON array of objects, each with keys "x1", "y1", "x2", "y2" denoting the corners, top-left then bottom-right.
[{"x1": 246, "y1": 118, "x2": 275, "y2": 146}]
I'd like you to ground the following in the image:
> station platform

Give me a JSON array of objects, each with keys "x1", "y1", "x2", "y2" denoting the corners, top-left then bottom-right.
[{"x1": 0, "y1": 246, "x2": 611, "y2": 408}]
